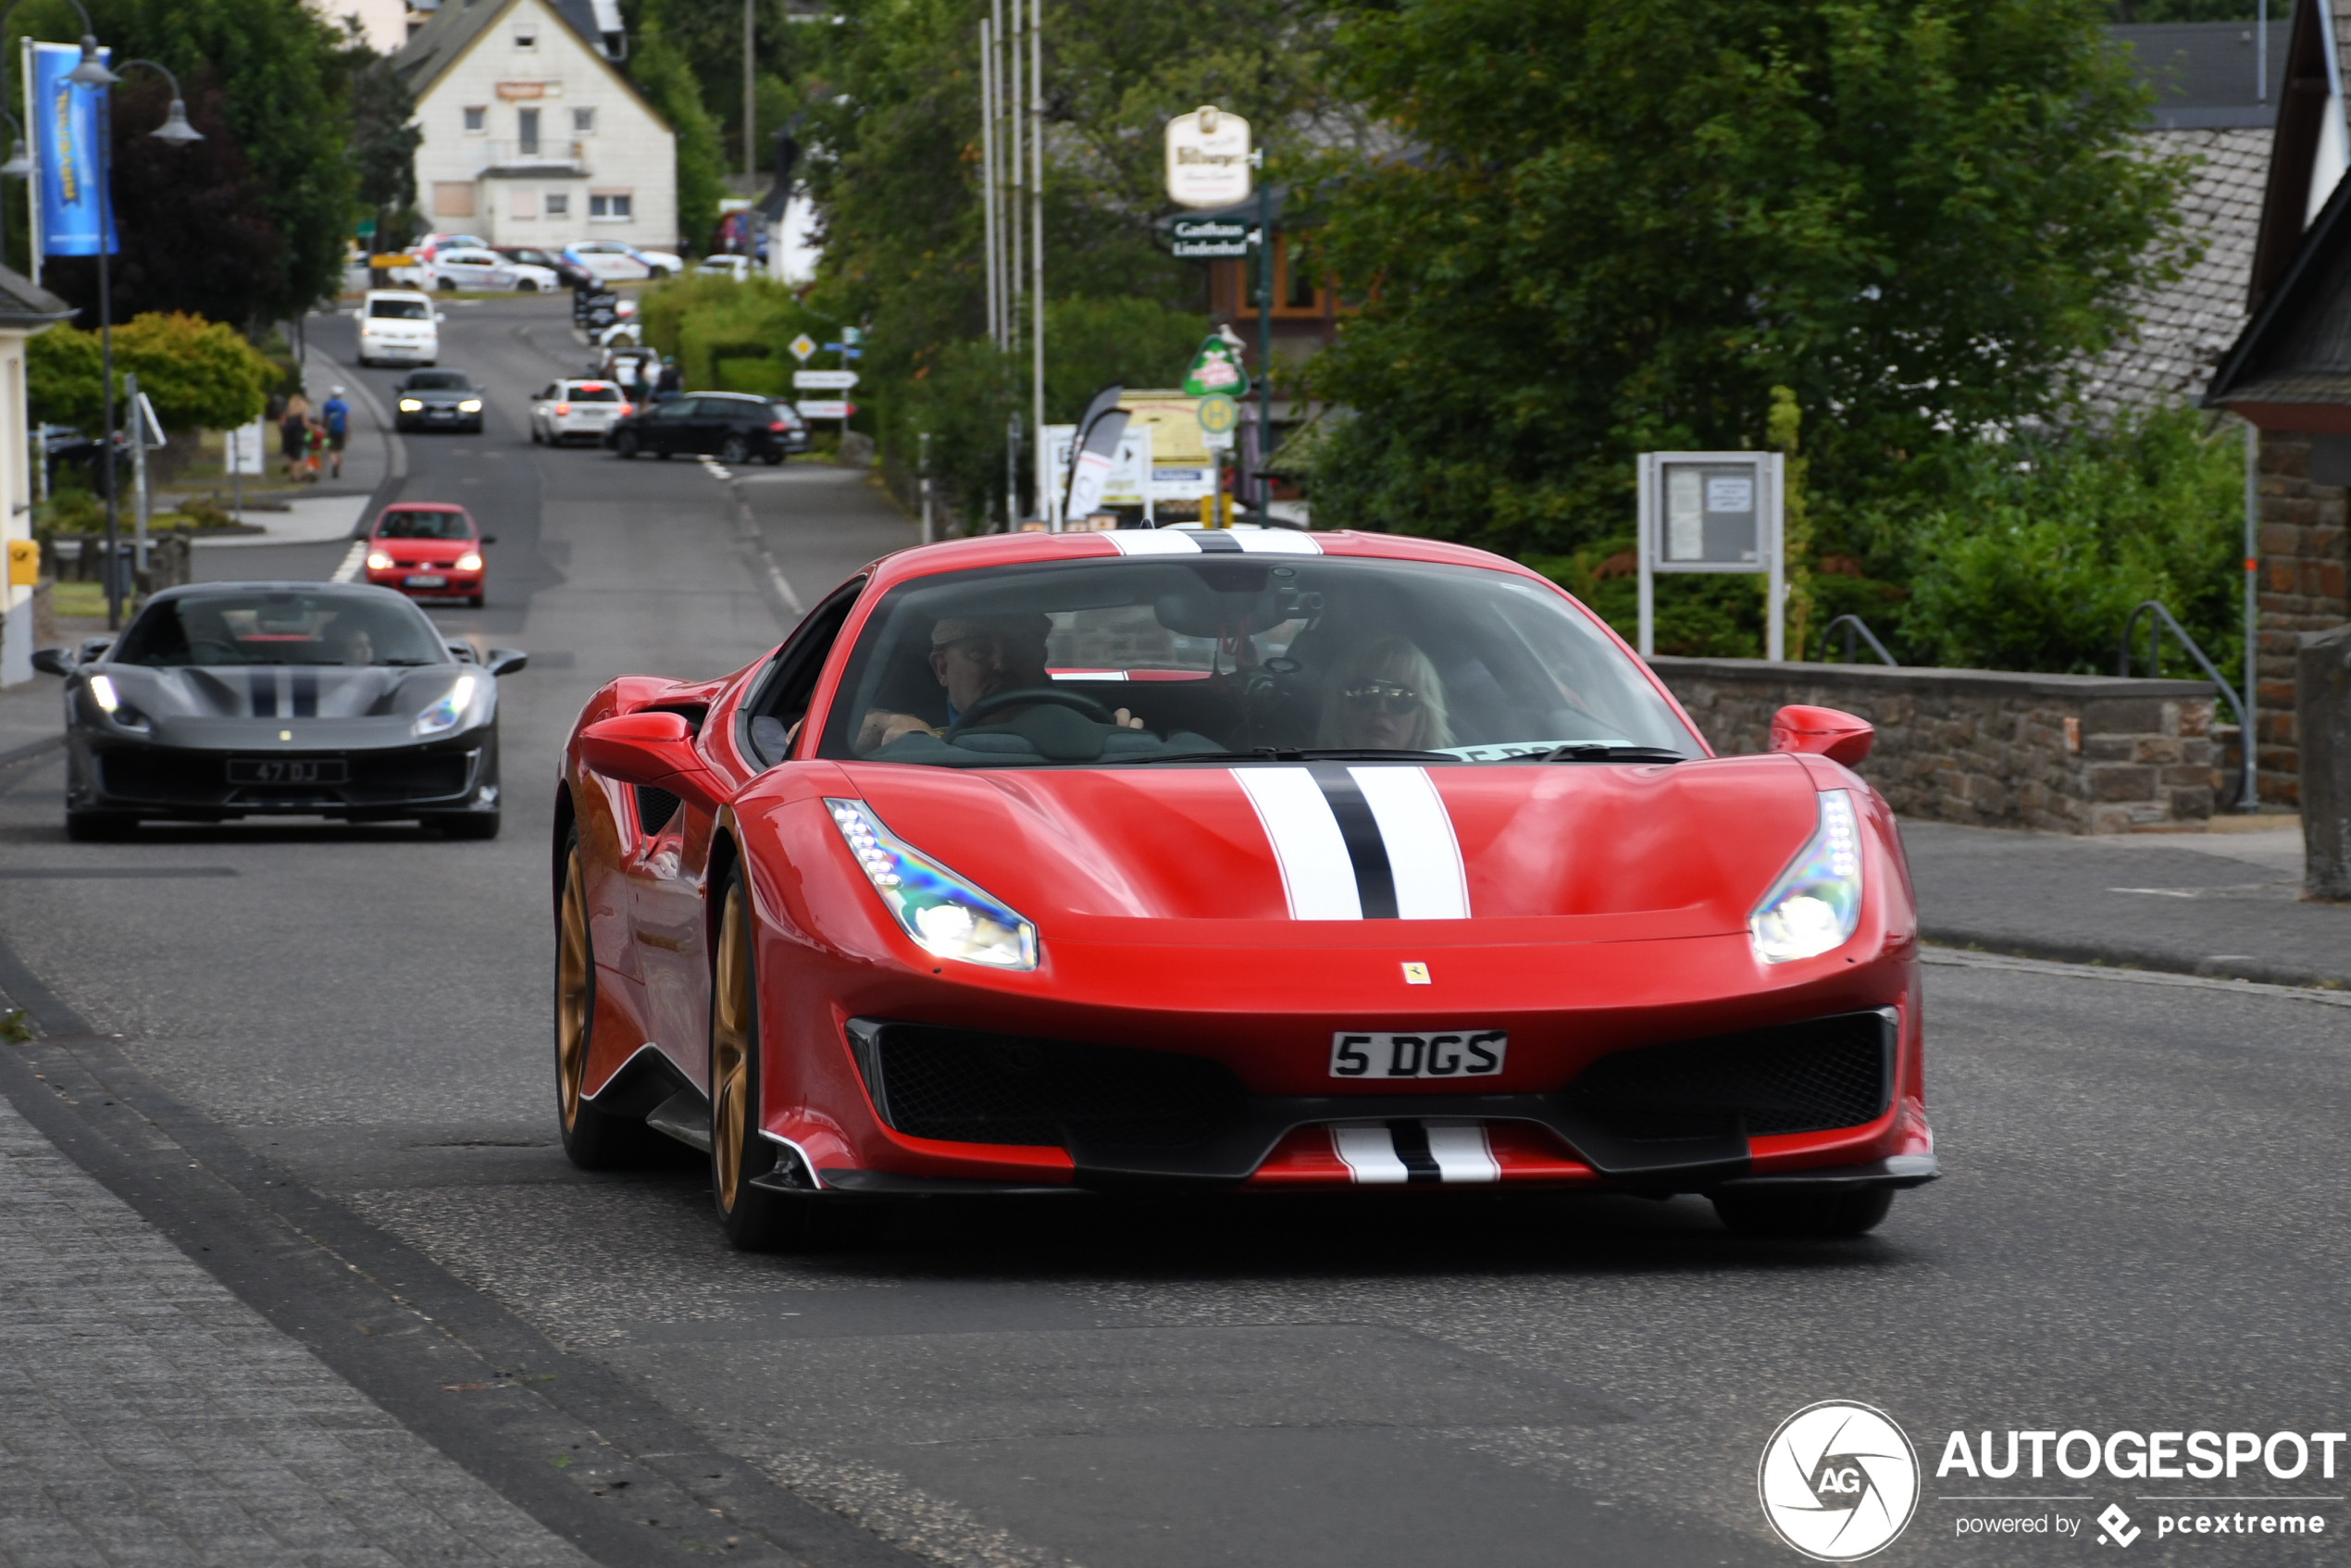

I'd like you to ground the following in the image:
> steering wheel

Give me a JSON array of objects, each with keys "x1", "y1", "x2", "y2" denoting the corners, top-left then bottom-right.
[{"x1": 946, "y1": 685, "x2": 1113, "y2": 733}]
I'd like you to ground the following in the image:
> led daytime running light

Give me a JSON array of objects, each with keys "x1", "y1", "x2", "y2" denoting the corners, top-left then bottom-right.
[
  {"x1": 826, "y1": 798, "x2": 1038, "y2": 970},
  {"x1": 88, "y1": 673, "x2": 120, "y2": 713},
  {"x1": 1748, "y1": 790, "x2": 1864, "y2": 964},
  {"x1": 416, "y1": 673, "x2": 478, "y2": 736}
]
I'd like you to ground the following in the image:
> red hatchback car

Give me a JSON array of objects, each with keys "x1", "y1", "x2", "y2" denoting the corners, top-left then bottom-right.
[{"x1": 366, "y1": 504, "x2": 493, "y2": 608}]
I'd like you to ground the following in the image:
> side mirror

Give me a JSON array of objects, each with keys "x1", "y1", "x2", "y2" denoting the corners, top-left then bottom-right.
[
  {"x1": 1769, "y1": 704, "x2": 1874, "y2": 766},
  {"x1": 485, "y1": 649, "x2": 528, "y2": 677},
  {"x1": 31, "y1": 647, "x2": 72, "y2": 677},
  {"x1": 479, "y1": 533, "x2": 499, "y2": 545},
  {"x1": 578, "y1": 710, "x2": 721, "y2": 811}
]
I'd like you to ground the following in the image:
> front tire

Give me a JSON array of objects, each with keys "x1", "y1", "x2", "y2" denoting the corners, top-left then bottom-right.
[
  {"x1": 66, "y1": 811, "x2": 134, "y2": 841},
  {"x1": 710, "y1": 865, "x2": 850, "y2": 1250},
  {"x1": 1712, "y1": 1186, "x2": 1895, "y2": 1238},
  {"x1": 718, "y1": 433, "x2": 752, "y2": 466},
  {"x1": 555, "y1": 826, "x2": 650, "y2": 1168},
  {"x1": 441, "y1": 811, "x2": 500, "y2": 839},
  {"x1": 614, "y1": 431, "x2": 639, "y2": 459}
]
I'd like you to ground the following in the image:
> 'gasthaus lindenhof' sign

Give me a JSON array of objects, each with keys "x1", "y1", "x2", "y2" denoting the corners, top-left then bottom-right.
[{"x1": 1164, "y1": 106, "x2": 1252, "y2": 208}]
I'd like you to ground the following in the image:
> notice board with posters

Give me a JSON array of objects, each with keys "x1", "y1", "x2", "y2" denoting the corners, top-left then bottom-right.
[{"x1": 1636, "y1": 451, "x2": 1785, "y2": 660}]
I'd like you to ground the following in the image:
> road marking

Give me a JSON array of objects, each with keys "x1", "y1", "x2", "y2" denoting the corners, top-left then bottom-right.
[
  {"x1": 1921, "y1": 946, "x2": 2351, "y2": 1006},
  {"x1": 330, "y1": 541, "x2": 366, "y2": 583},
  {"x1": 702, "y1": 458, "x2": 733, "y2": 481}
]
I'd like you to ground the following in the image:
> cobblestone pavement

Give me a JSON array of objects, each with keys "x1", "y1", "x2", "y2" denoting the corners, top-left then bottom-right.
[{"x1": 0, "y1": 1095, "x2": 593, "y2": 1568}]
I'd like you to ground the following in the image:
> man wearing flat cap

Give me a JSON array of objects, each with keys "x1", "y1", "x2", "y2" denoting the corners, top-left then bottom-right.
[{"x1": 856, "y1": 613, "x2": 1143, "y2": 753}]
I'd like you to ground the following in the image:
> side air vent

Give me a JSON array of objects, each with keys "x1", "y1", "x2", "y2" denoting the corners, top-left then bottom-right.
[
  {"x1": 1561, "y1": 1009, "x2": 1893, "y2": 1141},
  {"x1": 634, "y1": 785, "x2": 681, "y2": 835}
]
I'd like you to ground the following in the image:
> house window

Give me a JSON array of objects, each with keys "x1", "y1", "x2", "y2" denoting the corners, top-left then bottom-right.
[
  {"x1": 590, "y1": 192, "x2": 632, "y2": 220},
  {"x1": 545, "y1": 191, "x2": 569, "y2": 218},
  {"x1": 432, "y1": 182, "x2": 476, "y2": 218},
  {"x1": 514, "y1": 25, "x2": 537, "y2": 48},
  {"x1": 518, "y1": 107, "x2": 541, "y2": 155},
  {"x1": 512, "y1": 189, "x2": 538, "y2": 219},
  {"x1": 463, "y1": 106, "x2": 486, "y2": 133},
  {"x1": 573, "y1": 106, "x2": 595, "y2": 134}
]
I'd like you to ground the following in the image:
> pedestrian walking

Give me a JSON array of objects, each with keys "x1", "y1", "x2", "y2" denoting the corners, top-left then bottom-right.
[
  {"x1": 322, "y1": 386, "x2": 351, "y2": 480},
  {"x1": 279, "y1": 394, "x2": 309, "y2": 481},
  {"x1": 654, "y1": 360, "x2": 681, "y2": 401}
]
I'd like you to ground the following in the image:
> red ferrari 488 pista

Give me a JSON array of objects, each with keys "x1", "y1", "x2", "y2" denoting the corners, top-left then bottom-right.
[{"x1": 555, "y1": 526, "x2": 1935, "y2": 1248}]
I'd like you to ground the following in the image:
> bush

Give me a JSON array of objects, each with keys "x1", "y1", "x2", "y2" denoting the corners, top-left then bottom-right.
[{"x1": 29, "y1": 313, "x2": 278, "y2": 432}]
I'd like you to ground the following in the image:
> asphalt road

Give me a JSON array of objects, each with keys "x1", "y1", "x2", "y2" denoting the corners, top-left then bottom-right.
[{"x1": 3, "y1": 296, "x2": 2347, "y2": 1568}]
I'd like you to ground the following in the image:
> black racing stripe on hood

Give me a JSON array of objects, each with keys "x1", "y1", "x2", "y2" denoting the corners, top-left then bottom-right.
[
  {"x1": 249, "y1": 669, "x2": 277, "y2": 717},
  {"x1": 1308, "y1": 763, "x2": 1399, "y2": 919},
  {"x1": 292, "y1": 668, "x2": 317, "y2": 717}
]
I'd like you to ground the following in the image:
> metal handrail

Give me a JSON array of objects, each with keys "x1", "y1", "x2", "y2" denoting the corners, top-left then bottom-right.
[
  {"x1": 1819, "y1": 614, "x2": 1897, "y2": 666},
  {"x1": 2118, "y1": 600, "x2": 2255, "y2": 813}
]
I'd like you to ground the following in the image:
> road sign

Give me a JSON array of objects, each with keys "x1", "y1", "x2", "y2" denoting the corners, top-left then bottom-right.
[
  {"x1": 794, "y1": 369, "x2": 859, "y2": 391},
  {"x1": 789, "y1": 333, "x2": 817, "y2": 362},
  {"x1": 1196, "y1": 393, "x2": 1238, "y2": 436},
  {"x1": 1181, "y1": 335, "x2": 1249, "y2": 399},
  {"x1": 1167, "y1": 217, "x2": 1254, "y2": 258},
  {"x1": 1165, "y1": 105, "x2": 1251, "y2": 207},
  {"x1": 228, "y1": 420, "x2": 267, "y2": 475},
  {"x1": 797, "y1": 400, "x2": 854, "y2": 420},
  {"x1": 842, "y1": 326, "x2": 863, "y2": 345}
]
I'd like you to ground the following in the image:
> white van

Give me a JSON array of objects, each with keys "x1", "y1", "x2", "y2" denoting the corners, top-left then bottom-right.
[{"x1": 357, "y1": 290, "x2": 441, "y2": 367}]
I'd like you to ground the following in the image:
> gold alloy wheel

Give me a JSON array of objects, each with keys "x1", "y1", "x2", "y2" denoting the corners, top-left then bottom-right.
[
  {"x1": 556, "y1": 846, "x2": 591, "y2": 1131},
  {"x1": 712, "y1": 879, "x2": 753, "y2": 1214}
]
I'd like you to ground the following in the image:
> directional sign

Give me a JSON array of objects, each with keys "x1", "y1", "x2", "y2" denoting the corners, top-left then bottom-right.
[
  {"x1": 1166, "y1": 217, "x2": 1254, "y2": 259},
  {"x1": 794, "y1": 369, "x2": 859, "y2": 390},
  {"x1": 797, "y1": 400, "x2": 855, "y2": 420},
  {"x1": 789, "y1": 333, "x2": 818, "y2": 363}
]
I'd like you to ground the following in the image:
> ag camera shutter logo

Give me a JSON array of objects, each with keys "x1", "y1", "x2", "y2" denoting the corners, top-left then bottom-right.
[{"x1": 1759, "y1": 1400, "x2": 1921, "y2": 1561}]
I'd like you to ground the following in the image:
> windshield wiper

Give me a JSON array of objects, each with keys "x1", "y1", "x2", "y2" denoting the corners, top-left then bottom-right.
[
  {"x1": 1540, "y1": 744, "x2": 1686, "y2": 764},
  {"x1": 1123, "y1": 747, "x2": 1457, "y2": 765}
]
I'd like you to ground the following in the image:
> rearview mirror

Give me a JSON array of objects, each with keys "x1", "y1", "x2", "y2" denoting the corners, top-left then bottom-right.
[
  {"x1": 485, "y1": 649, "x2": 528, "y2": 677},
  {"x1": 578, "y1": 710, "x2": 722, "y2": 812},
  {"x1": 1769, "y1": 704, "x2": 1875, "y2": 766},
  {"x1": 31, "y1": 647, "x2": 72, "y2": 677}
]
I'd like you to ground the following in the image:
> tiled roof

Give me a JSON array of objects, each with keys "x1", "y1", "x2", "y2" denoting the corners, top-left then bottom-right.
[{"x1": 2081, "y1": 127, "x2": 2272, "y2": 416}]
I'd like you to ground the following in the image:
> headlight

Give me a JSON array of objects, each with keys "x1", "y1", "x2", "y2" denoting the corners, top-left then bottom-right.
[
  {"x1": 367, "y1": 550, "x2": 394, "y2": 570},
  {"x1": 458, "y1": 398, "x2": 482, "y2": 413},
  {"x1": 87, "y1": 672, "x2": 149, "y2": 730},
  {"x1": 454, "y1": 552, "x2": 483, "y2": 572},
  {"x1": 415, "y1": 673, "x2": 479, "y2": 736},
  {"x1": 1748, "y1": 790, "x2": 1864, "y2": 963},
  {"x1": 827, "y1": 798, "x2": 1037, "y2": 970},
  {"x1": 398, "y1": 398, "x2": 423, "y2": 412}
]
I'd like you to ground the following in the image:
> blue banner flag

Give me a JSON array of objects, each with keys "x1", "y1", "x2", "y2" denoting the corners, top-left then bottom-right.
[{"x1": 31, "y1": 41, "x2": 114, "y2": 257}]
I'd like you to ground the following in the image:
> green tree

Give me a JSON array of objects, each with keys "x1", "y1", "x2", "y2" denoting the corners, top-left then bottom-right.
[
  {"x1": 1304, "y1": 0, "x2": 2197, "y2": 557},
  {"x1": 344, "y1": 36, "x2": 422, "y2": 253},
  {"x1": 625, "y1": 0, "x2": 726, "y2": 251},
  {"x1": 28, "y1": 313, "x2": 277, "y2": 431}
]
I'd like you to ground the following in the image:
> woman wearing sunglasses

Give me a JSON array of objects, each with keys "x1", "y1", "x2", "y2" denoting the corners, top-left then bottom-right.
[{"x1": 1317, "y1": 637, "x2": 1455, "y2": 752}]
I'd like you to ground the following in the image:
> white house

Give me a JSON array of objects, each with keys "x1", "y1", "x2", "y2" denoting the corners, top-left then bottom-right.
[
  {"x1": 0, "y1": 268, "x2": 73, "y2": 688},
  {"x1": 392, "y1": 0, "x2": 678, "y2": 254}
]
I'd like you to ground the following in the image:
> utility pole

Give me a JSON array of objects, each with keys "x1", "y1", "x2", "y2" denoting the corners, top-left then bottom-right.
[
  {"x1": 1030, "y1": 0, "x2": 1045, "y2": 528},
  {"x1": 979, "y1": 18, "x2": 999, "y2": 348},
  {"x1": 1004, "y1": 0, "x2": 1022, "y2": 373},
  {"x1": 743, "y1": 0, "x2": 756, "y2": 179},
  {"x1": 1253, "y1": 150, "x2": 1272, "y2": 522}
]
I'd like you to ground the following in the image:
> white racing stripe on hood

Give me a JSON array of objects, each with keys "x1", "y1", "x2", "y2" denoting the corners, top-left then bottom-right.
[
  {"x1": 1348, "y1": 765, "x2": 1469, "y2": 919},
  {"x1": 1235, "y1": 765, "x2": 1469, "y2": 920},
  {"x1": 1233, "y1": 767, "x2": 1361, "y2": 919}
]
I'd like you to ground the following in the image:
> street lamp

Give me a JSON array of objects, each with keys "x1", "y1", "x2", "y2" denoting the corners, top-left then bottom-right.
[{"x1": 80, "y1": 57, "x2": 202, "y2": 628}]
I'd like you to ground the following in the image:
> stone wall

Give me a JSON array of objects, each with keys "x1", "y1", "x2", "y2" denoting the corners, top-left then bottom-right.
[
  {"x1": 1648, "y1": 657, "x2": 2218, "y2": 834},
  {"x1": 2253, "y1": 433, "x2": 2351, "y2": 805}
]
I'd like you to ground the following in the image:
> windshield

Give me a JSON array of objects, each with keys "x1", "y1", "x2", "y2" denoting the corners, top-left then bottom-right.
[
  {"x1": 404, "y1": 371, "x2": 470, "y2": 391},
  {"x1": 376, "y1": 509, "x2": 474, "y2": 540},
  {"x1": 565, "y1": 384, "x2": 623, "y2": 402},
  {"x1": 368, "y1": 297, "x2": 429, "y2": 319},
  {"x1": 817, "y1": 551, "x2": 1698, "y2": 768},
  {"x1": 115, "y1": 591, "x2": 450, "y2": 667}
]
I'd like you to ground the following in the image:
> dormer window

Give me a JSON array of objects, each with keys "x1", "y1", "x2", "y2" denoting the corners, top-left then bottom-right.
[{"x1": 514, "y1": 25, "x2": 537, "y2": 48}]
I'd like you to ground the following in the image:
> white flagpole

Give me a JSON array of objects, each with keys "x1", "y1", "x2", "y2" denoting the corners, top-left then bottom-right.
[{"x1": 978, "y1": 19, "x2": 999, "y2": 349}]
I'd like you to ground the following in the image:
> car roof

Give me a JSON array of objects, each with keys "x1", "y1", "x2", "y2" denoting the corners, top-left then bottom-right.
[
  {"x1": 149, "y1": 579, "x2": 422, "y2": 604},
  {"x1": 859, "y1": 528, "x2": 1549, "y2": 596},
  {"x1": 365, "y1": 288, "x2": 432, "y2": 300},
  {"x1": 379, "y1": 502, "x2": 467, "y2": 513}
]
